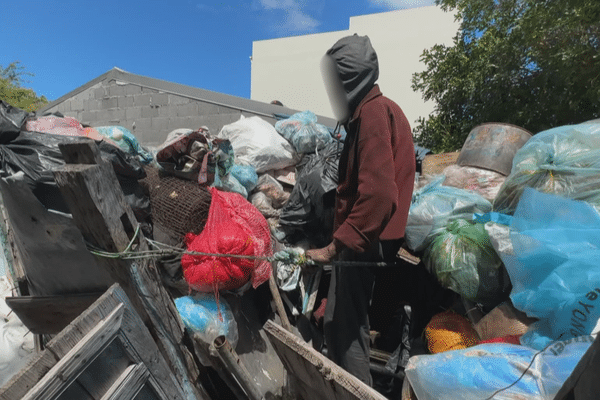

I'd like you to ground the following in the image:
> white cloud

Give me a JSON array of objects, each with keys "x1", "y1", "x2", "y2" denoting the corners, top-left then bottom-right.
[
  {"x1": 258, "y1": 0, "x2": 320, "y2": 33},
  {"x1": 368, "y1": 0, "x2": 436, "y2": 10}
]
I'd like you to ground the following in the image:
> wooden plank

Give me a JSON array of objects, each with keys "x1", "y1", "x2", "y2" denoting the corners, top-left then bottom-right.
[
  {"x1": 5, "y1": 293, "x2": 102, "y2": 334},
  {"x1": 22, "y1": 303, "x2": 125, "y2": 400},
  {"x1": 0, "y1": 349, "x2": 58, "y2": 400},
  {"x1": 0, "y1": 284, "x2": 188, "y2": 400},
  {"x1": 264, "y1": 320, "x2": 388, "y2": 400},
  {"x1": 101, "y1": 363, "x2": 150, "y2": 400},
  {"x1": 53, "y1": 141, "x2": 204, "y2": 399},
  {"x1": 554, "y1": 335, "x2": 600, "y2": 400}
]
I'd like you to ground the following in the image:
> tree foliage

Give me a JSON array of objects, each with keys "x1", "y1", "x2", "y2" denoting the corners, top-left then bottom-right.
[
  {"x1": 412, "y1": 0, "x2": 600, "y2": 153},
  {"x1": 0, "y1": 62, "x2": 48, "y2": 112}
]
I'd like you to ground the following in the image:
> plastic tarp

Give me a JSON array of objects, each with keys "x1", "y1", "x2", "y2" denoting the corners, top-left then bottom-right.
[
  {"x1": 502, "y1": 188, "x2": 600, "y2": 349},
  {"x1": 494, "y1": 120, "x2": 600, "y2": 215}
]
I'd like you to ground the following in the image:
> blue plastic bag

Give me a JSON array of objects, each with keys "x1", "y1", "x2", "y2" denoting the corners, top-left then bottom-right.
[
  {"x1": 275, "y1": 110, "x2": 332, "y2": 154},
  {"x1": 95, "y1": 126, "x2": 154, "y2": 164},
  {"x1": 405, "y1": 176, "x2": 492, "y2": 251},
  {"x1": 230, "y1": 164, "x2": 258, "y2": 193},
  {"x1": 405, "y1": 336, "x2": 594, "y2": 400},
  {"x1": 174, "y1": 294, "x2": 238, "y2": 347},
  {"x1": 503, "y1": 188, "x2": 600, "y2": 349}
]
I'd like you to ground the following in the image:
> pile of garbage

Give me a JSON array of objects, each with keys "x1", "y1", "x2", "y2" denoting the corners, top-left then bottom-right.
[
  {"x1": 2, "y1": 97, "x2": 599, "y2": 398},
  {"x1": 402, "y1": 120, "x2": 600, "y2": 400}
]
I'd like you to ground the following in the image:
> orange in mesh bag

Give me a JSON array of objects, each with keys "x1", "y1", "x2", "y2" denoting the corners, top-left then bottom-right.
[
  {"x1": 182, "y1": 187, "x2": 272, "y2": 292},
  {"x1": 424, "y1": 310, "x2": 480, "y2": 354}
]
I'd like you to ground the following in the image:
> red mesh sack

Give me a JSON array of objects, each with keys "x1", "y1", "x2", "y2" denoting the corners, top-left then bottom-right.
[{"x1": 182, "y1": 187, "x2": 272, "y2": 292}]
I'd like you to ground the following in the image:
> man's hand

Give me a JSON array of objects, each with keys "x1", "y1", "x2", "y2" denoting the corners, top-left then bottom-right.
[{"x1": 305, "y1": 240, "x2": 343, "y2": 265}]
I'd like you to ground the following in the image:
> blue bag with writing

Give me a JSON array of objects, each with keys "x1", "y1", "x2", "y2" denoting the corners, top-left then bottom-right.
[
  {"x1": 504, "y1": 188, "x2": 600, "y2": 349},
  {"x1": 405, "y1": 336, "x2": 595, "y2": 400}
]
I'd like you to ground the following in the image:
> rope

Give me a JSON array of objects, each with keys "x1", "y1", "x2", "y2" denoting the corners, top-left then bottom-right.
[{"x1": 85, "y1": 223, "x2": 391, "y2": 268}]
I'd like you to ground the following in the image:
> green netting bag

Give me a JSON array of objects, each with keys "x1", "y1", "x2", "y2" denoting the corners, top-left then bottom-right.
[{"x1": 423, "y1": 219, "x2": 511, "y2": 307}]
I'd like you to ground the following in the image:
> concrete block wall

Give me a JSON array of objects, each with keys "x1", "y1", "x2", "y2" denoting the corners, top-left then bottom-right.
[{"x1": 45, "y1": 79, "x2": 273, "y2": 147}]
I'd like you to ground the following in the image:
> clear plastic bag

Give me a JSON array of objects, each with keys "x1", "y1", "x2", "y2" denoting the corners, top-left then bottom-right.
[
  {"x1": 405, "y1": 177, "x2": 492, "y2": 252},
  {"x1": 274, "y1": 110, "x2": 332, "y2": 154},
  {"x1": 406, "y1": 336, "x2": 595, "y2": 400},
  {"x1": 494, "y1": 120, "x2": 600, "y2": 215},
  {"x1": 174, "y1": 294, "x2": 238, "y2": 347},
  {"x1": 423, "y1": 219, "x2": 511, "y2": 306}
]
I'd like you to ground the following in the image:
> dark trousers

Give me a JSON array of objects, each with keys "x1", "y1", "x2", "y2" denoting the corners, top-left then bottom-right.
[{"x1": 323, "y1": 240, "x2": 402, "y2": 386}]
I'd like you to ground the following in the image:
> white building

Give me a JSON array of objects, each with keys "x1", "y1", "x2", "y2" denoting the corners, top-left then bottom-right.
[{"x1": 251, "y1": 5, "x2": 459, "y2": 128}]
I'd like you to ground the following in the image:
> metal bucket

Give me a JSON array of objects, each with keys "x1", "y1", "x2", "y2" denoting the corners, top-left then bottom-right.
[{"x1": 456, "y1": 123, "x2": 532, "y2": 176}]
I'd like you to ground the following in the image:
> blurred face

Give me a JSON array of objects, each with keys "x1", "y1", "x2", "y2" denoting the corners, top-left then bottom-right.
[{"x1": 320, "y1": 55, "x2": 350, "y2": 123}]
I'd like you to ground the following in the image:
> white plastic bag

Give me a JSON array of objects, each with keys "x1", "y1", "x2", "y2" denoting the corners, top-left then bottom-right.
[{"x1": 217, "y1": 116, "x2": 299, "y2": 173}]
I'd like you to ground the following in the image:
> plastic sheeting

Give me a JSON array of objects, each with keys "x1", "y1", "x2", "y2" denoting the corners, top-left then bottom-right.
[
  {"x1": 494, "y1": 120, "x2": 600, "y2": 215},
  {"x1": 442, "y1": 164, "x2": 506, "y2": 202},
  {"x1": 0, "y1": 276, "x2": 35, "y2": 388}
]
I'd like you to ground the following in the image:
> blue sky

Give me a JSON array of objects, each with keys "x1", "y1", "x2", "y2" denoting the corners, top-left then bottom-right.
[{"x1": 1, "y1": 0, "x2": 435, "y2": 102}]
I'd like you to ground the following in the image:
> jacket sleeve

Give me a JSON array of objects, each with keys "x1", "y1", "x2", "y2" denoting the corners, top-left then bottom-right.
[{"x1": 333, "y1": 102, "x2": 398, "y2": 253}]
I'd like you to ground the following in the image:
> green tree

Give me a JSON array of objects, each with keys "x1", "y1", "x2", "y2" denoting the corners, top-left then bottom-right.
[
  {"x1": 412, "y1": 0, "x2": 600, "y2": 153},
  {"x1": 0, "y1": 61, "x2": 48, "y2": 112}
]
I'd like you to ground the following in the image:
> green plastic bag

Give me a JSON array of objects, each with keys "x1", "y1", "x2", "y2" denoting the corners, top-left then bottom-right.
[{"x1": 423, "y1": 219, "x2": 511, "y2": 307}]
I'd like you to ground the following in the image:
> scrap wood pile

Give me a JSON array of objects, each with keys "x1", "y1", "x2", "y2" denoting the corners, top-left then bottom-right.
[
  {"x1": 402, "y1": 121, "x2": 600, "y2": 400},
  {"x1": 0, "y1": 101, "x2": 340, "y2": 396}
]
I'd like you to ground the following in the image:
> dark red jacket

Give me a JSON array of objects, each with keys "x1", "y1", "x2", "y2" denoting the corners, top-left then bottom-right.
[{"x1": 333, "y1": 84, "x2": 415, "y2": 253}]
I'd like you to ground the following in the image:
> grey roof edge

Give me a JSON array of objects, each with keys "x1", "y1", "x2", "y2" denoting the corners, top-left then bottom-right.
[{"x1": 39, "y1": 67, "x2": 338, "y2": 127}]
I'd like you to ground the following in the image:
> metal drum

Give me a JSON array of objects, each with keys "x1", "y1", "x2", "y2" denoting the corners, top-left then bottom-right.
[{"x1": 456, "y1": 123, "x2": 532, "y2": 176}]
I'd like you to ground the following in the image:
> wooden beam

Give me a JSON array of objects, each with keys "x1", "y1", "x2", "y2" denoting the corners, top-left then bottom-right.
[
  {"x1": 264, "y1": 320, "x2": 388, "y2": 400},
  {"x1": 52, "y1": 140, "x2": 205, "y2": 400},
  {"x1": 5, "y1": 293, "x2": 102, "y2": 334}
]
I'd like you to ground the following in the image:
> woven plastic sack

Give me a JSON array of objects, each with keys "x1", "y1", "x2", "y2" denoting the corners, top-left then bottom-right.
[
  {"x1": 423, "y1": 219, "x2": 511, "y2": 306},
  {"x1": 405, "y1": 176, "x2": 492, "y2": 252},
  {"x1": 493, "y1": 120, "x2": 600, "y2": 215},
  {"x1": 217, "y1": 115, "x2": 299, "y2": 173},
  {"x1": 181, "y1": 188, "x2": 272, "y2": 292},
  {"x1": 501, "y1": 188, "x2": 600, "y2": 349},
  {"x1": 95, "y1": 126, "x2": 153, "y2": 164},
  {"x1": 423, "y1": 310, "x2": 479, "y2": 354},
  {"x1": 174, "y1": 294, "x2": 238, "y2": 347},
  {"x1": 442, "y1": 164, "x2": 506, "y2": 202},
  {"x1": 275, "y1": 110, "x2": 332, "y2": 154},
  {"x1": 406, "y1": 336, "x2": 595, "y2": 400}
]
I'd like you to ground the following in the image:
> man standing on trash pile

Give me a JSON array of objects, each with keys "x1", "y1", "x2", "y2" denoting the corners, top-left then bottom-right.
[{"x1": 305, "y1": 34, "x2": 416, "y2": 386}]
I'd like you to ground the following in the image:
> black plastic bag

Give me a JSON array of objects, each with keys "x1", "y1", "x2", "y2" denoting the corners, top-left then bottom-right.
[
  {"x1": 0, "y1": 129, "x2": 150, "y2": 220},
  {"x1": 0, "y1": 100, "x2": 30, "y2": 144},
  {"x1": 277, "y1": 141, "x2": 341, "y2": 247}
]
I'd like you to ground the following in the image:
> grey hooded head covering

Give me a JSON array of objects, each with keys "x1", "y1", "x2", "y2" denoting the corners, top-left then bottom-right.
[{"x1": 325, "y1": 34, "x2": 379, "y2": 115}]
